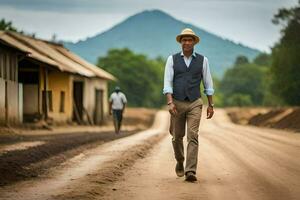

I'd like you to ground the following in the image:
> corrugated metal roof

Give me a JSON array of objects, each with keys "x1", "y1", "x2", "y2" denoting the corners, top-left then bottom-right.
[{"x1": 0, "y1": 31, "x2": 115, "y2": 80}]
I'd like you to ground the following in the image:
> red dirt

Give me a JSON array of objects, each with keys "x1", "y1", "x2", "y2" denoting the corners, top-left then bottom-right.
[{"x1": 226, "y1": 107, "x2": 300, "y2": 132}]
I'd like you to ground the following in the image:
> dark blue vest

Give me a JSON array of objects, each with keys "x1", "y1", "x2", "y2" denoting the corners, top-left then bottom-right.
[{"x1": 172, "y1": 52, "x2": 204, "y2": 101}]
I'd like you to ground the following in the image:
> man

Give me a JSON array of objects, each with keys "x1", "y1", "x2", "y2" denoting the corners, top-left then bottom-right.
[
  {"x1": 109, "y1": 86, "x2": 127, "y2": 134},
  {"x1": 163, "y1": 28, "x2": 214, "y2": 182}
]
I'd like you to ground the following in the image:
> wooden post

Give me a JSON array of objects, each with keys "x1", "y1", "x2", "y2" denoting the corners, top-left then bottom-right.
[
  {"x1": 5, "y1": 81, "x2": 8, "y2": 126},
  {"x1": 43, "y1": 68, "x2": 48, "y2": 120}
]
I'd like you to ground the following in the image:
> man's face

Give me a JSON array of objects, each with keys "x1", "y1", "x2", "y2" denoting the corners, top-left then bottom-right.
[{"x1": 181, "y1": 36, "x2": 195, "y2": 52}]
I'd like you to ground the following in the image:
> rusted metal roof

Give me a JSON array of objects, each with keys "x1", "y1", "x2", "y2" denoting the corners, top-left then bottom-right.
[{"x1": 0, "y1": 31, "x2": 115, "y2": 80}]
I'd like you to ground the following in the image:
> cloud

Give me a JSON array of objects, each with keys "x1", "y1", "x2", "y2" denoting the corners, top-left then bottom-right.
[
  {"x1": 0, "y1": 0, "x2": 295, "y2": 13},
  {"x1": 0, "y1": 0, "x2": 297, "y2": 51},
  {"x1": 0, "y1": 0, "x2": 136, "y2": 13}
]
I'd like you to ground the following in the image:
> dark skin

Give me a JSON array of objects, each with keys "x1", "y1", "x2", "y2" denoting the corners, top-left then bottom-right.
[{"x1": 167, "y1": 35, "x2": 214, "y2": 119}]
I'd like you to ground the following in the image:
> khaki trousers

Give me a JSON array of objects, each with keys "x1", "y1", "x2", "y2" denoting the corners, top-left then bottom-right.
[{"x1": 169, "y1": 98, "x2": 203, "y2": 174}]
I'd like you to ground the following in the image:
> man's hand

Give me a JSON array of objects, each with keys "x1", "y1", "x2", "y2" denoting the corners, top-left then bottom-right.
[
  {"x1": 168, "y1": 103, "x2": 178, "y2": 116},
  {"x1": 207, "y1": 106, "x2": 214, "y2": 119}
]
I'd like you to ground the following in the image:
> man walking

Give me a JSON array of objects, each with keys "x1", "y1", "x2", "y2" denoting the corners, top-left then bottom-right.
[
  {"x1": 109, "y1": 86, "x2": 127, "y2": 134},
  {"x1": 163, "y1": 28, "x2": 214, "y2": 182}
]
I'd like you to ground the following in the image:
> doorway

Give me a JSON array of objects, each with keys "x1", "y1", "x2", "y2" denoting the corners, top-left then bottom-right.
[
  {"x1": 18, "y1": 60, "x2": 40, "y2": 122},
  {"x1": 73, "y1": 81, "x2": 84, "y2": 123}
]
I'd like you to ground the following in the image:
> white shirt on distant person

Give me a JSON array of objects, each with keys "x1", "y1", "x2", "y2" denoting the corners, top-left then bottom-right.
[{"x1": 109, "y1": 92, "x2": 127, "y2": 110}]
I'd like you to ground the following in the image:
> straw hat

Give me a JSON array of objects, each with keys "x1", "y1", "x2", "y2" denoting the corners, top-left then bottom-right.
[{"x1": 176, "y1": 28, "x2": 200, "y2": 44}]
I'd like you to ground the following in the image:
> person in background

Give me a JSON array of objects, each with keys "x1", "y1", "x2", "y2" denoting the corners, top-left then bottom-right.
[{"x1": 109, "y1": 86, "x2": 127, "y2": 134}]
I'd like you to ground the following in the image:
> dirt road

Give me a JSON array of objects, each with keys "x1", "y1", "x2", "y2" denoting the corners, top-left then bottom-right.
[
  {"x1": 104, "y1": 108, "x2": 300, "y2": 200},
  {"x1": 0, "y1": 108, "x2": 156, "y2": 186},
  {"x1": 1, "y1": 109, "x2": 300, "y2": 200}
]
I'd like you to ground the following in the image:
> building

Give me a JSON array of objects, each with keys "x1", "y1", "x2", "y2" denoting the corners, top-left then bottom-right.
[{"x1": 0, "y1": 31, "x2": 115, "y2": 126}]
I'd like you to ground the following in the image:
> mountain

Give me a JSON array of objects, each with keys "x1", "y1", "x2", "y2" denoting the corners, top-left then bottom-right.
[{"x1": 64, "y1": 10, "x2": 260, "y2": 78}]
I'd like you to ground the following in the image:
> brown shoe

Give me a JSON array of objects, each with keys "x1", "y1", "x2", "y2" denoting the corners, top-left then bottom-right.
[
  {"x1": 185, "y1": 171, "x2": 197, "y2": 182},
  {"x1": 175, "y1": 162, "x2": 184, "y2": 177}
]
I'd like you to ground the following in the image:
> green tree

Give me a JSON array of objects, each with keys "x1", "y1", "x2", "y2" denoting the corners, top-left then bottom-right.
[
  {"x1": 97, "y1": 48, "x2": 164, "y2": 108},
  {"x1": 208, "y1": 76, "x2": 224, "y2": 107},
  {"x1": 220, "y1": 56, "x2": 266, "y2": 106},
  {"x1": 234, "y1": 55, "x2": 249, "y2": 66},
  {"x1": 0, "y1": 19, "x2": 18, "y2": 32},
  {"x1": 253, "y1": 53, "x2": 272, "y2": 67},
  {"x1": 227, "y1": 93, "x2": 253, "y2": 107},
  {"x1": 271, "y1": 1, "x2": 300, "y2": 105},
  {"x1": 252, "y1": 53, "x2": 284, "y2": 106}
]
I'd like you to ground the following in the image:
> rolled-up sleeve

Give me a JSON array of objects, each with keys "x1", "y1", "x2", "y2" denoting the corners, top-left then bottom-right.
[
  {"x1": 163, "y1": 55, "x2": 174, "y2": 95},
  {"x1": 122, "y1": 93, "x2": 127, "y2": 104},
  {"x1": 202, "y1": 57, "x2": 214, "y2": 95}
]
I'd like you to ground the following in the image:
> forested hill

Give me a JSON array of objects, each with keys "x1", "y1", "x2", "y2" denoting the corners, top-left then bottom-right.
[{"x1": 64, "y1": 9, "x2": 260, "y2": 77}]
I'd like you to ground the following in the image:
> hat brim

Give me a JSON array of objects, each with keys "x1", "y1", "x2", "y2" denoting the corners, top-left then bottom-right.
[{"x1": 176, "y1": 34, "x2": 200, "y2": 44}]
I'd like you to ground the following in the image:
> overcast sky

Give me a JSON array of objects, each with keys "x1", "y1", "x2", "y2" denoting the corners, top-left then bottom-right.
[{"x1": 0, "y1": 0, "x2": 298, "y2": 52}]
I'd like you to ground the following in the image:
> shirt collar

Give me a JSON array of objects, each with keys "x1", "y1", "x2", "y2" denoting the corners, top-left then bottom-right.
[{"x1": 180, "y1": 51, "x2": 196, "y2": 58}]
